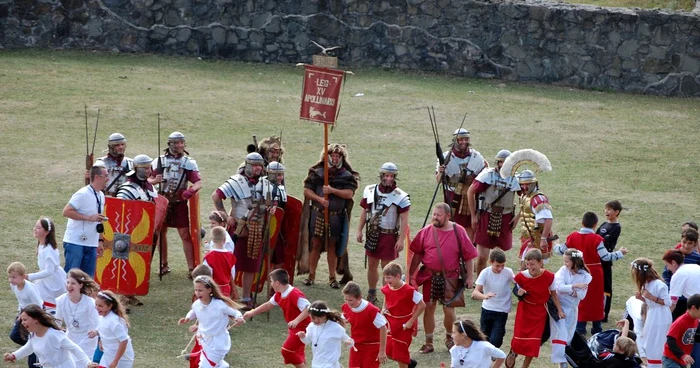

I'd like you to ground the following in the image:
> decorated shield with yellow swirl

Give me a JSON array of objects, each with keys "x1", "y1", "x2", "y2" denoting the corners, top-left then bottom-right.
[{"x1": 96, "y1": 197, "x2": 155, "y2": 296}]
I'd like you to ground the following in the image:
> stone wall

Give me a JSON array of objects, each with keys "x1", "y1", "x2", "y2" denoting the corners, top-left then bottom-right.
[{"x1": 1, "y1": 0, "x2": 699, "y2": 96}]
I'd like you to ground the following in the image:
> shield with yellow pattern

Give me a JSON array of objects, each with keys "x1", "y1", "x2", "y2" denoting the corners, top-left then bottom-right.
[{"x1": 96, "y1": 197, "x2": 156, "y2": 296}]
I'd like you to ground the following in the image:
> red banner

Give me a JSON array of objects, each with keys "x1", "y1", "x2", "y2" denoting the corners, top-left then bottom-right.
[{"x1": 300, "y1": 65, "x2": 344, "y2": 124}]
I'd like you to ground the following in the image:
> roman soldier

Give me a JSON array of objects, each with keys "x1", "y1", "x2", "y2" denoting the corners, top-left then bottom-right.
[
  {"x1": 115, "y1": 154, "x2": 157, "y2": 307},
  {"x1": 436, "y1": 128, "x2": 487, "y2": 240},
  {"x1": 498, "y1": 149, "x2": 553, "y2": 269},
  {"x1": 261, "y1": 161, "x2": 288, "y2": 271},
  {"x1": 300, "y1": 144, "x2": 359, "y2": 289},
  {"x1": 116, "y1": 154, "x2": 158, "y2": 202},
  {"x1": 211, "y1": 152, "x2": 265, "y2": 310},
  {"x1": 95, "y1": 133, "x2": 133, "y2": 197},
  {"x1": 467, "y1": 149, "x2": 520, "y2": 275},
  {"x1": 150, "y1": 131, "x2": 203, "y2": 276},
  {"x1": 356, "y1": 162, "x2": 410, "y2": 304},
  {"x1": 258, "y1": 135, "x2": 284, "y2": 167}
]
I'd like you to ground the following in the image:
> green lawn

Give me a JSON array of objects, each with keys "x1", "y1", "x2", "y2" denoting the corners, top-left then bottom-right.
[{"x1": 0, "y1": 49, "x2": 698, "y2": 367}]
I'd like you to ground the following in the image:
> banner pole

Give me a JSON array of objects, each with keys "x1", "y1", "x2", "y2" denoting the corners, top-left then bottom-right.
[{"x1": 323, "y1": 123, "x2": 330, "y2": 249}]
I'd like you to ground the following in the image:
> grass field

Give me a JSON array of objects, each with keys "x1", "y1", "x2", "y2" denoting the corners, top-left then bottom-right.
[{"x1": 0, "y1": 49, "x2": 698, "y2": 367}]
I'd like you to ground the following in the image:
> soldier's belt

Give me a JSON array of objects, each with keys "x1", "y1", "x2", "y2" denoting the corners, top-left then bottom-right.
[
  {"x1": 312, "y1": 206, "x2": 345, "y2": 216},
  {"x1": 379, "y1": 228, "x2": 399, "y2": 235}
]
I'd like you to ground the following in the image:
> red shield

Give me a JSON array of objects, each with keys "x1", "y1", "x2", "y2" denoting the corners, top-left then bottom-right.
[
  {"x1": 189, "y1": 191, "x2": 202, "y2": 266},
  {"x1": 96, "y1": 197, "x2": 155, "y2": 296},
  {"x1": 281, "y1": 195, "x2": 302, "y2": 285}
]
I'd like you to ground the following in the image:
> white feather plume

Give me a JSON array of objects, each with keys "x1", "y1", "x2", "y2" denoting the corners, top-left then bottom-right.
[{"x1": 500, "y1": 149, "x2": 552, "y2": 179}]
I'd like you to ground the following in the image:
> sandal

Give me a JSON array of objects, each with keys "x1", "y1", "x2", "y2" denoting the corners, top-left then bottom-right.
[
  {"x1": 187, "y1": 268, "x2": 194, "y2": 280},
  {"x1": 418, "y1": 342, "x2": 434, "y2": 354},
  {"x1": 445, "y1": 334, "x2": 455, "y2": 350},
  {"x1": 339, "y1": 273, "x2": 353, "y2": 284},
  {"x1": 160, "y1": 263, "x2": 171, "y2": 276},
  {"x1": 302, "y1": 274, "x2": 315, "y2": 286},
  {"x1": 329, "y1": 277, "x2": 340, "y2": 289},
  {"x1": 367, "y1": 293, "x2": 379, "y2": 305},
  {"x1": 505, "y1": 350, "x2": 517, "y2": 368}
]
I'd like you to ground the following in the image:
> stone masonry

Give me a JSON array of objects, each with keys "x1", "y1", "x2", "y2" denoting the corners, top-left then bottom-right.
[{"x1": 1, "y1": 0, "x2": 699, "y2": 96}]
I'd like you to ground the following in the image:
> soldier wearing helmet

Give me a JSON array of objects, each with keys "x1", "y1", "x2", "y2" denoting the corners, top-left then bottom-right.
[
  {"x1": 94, "y1": 133, "x2": 133, "y2": 197},
  {"x1": 259, "y1": 161, "x2": 288, "y2": 272},
  {"x1": 513, "y1": 169, "x2": 554, "y2": 264},
  {"x1": 436, "y1": 128, "x2": 487, "y2": 240},
  {"x1": 356, "y1": 162, "x2": 411, "y2": 304},
  {"x1": 116, "y1": 154, "x2": 158, "y2": 202},
  {"x1": 211, "y1": 151, "x2": 265, "y2": 309},
  {"x1": 150, "y1": 131, "x2": 203, "y2": 276},
  {"x1": 466, "y1": 149, "x2": 520, "y2": 275},
  {"x1": 301, "y1": 144, "x2": 359, "y2": 289}
]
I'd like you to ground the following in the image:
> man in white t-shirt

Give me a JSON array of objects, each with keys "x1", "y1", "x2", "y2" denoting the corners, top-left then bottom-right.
[
  {"x1": 62, "y1": 165, "x2": 109, "y2": 277},
  {"x1": 471, "y1": 249, "x2": 515, "y2": 348},
  {"x1": 663, "y1": 249, "x2": 700, "y2": 313}
]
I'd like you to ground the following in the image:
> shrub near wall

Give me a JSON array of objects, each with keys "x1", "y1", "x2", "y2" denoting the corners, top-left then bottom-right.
[{"x1": 1, "y1": 0, "x2": 699, "y2": 96}]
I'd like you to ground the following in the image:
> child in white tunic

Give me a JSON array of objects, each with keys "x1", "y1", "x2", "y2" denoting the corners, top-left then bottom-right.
[
  {"x1": 55, "y1": 269, "x2": 100, "y2": 357},
  {"x1": 204, "y1": 211, "x2": 235, "y2": 254},
  {"x1": 630, "y1": 258, "x2": 672, "y2": 368},
  {"x1": 90, "y1": 291, "x2": 135, "y2": 368},
  {"x1": 178, "y1": 275, "x2": 245, "y2": 368},
  {"x1": 8, "y1": 261, "x2": 42, "y2": 368},
  {"x1": 551, "y1": 249, "x2": 592, "y2": 366},
  {"x1": 3, "y1": 304, "x2": 96, "y2": 368},
  {"x1": 28, "y1": 217, "x2": 67, "y2": 310},
  {"x1": 449, "y1": 319, "x2": 506, "y2": 368},
  {"x1": 297, "y1": 301, "x2": 354, "y2": 368}
]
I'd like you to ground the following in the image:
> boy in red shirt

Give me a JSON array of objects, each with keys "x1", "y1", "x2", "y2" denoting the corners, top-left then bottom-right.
[
  {"x1": 341, "y1": 281, "x2": 388, "y2": 368},
  {"x1": 243, "y1": 269, "x2": 311, "y2": 368},
  {"x1": 553, "y1": 211, "x2": 628, "y2": 336},
  {"x1": 202, "y1": 226, "x2": 236, "y2": 296},
  {"x1": 381, "y1": 262, "x2": 425, "y2": 368},
  {"x1": 663, "y1": 293, "x2": 700, "y2": 367},
  {"x1": 507, "y1": 249, "x2": 564, "y2": 368}
]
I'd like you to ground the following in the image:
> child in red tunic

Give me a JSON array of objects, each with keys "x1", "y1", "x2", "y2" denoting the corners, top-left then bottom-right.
[
  {"x1": 553, "y1": 211, "x2": 628, "y2": 336},
  {"x1": 243, "y1": 268, "x2": 310, "y2": 367},
  {"x1": 507, "y1": 249, "x2": 563, "y2": 368},
  {"x1": 380, "y1": 262, "x2": 425, "y2": 368},
  {"x1": 203, "y1": 226, "x2": 237, "y2": 296},
  {"x1": 341, "y1": 281, "x2": 388, "y2": 368}
]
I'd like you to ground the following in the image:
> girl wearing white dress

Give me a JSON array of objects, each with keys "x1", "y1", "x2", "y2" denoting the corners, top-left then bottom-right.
[
  {"x1": 3, "y1": 304, "x2": 97, "y2": 368},
  {"x1": 27, "y1": 217, "x2": 67, "y2": 312},
  {"x1": 56, "y1": 269, "x2": 100, "y2": 357},
  {"x1": 178, "y1": 275, "x2": 245, "y2": 368},
  {"x1": 551, "y1": 249, "x2": 592, "y2": 367},
  {"x1": 297, "y1": 300, "x2": 354, "y2": 368},
  {"x1": 89, "y1": 291, "x2": 134, "y2": 368},
  {"x1": 449, "y1": 319, "x2": 506, "y2": 368},
  {"x1": 630, "y1": 257, "x2": 671, "y2": 368}
]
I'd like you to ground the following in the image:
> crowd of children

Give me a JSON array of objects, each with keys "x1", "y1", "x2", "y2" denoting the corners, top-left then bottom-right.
[{"x1": 4, "y1": 202, "x2": 700, "y2": 368}]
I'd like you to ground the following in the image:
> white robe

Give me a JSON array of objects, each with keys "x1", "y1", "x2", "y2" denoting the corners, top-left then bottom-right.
[
  {"x1": 27, "y1": 244, "x2": 66, "y2": 306},
  {"x1": 186, "y1": 298, "x2": 243, "y2": 368},
  {"x1": 55, "y1": 293, "x2": 99, "y2": 357},
  {"x1": 97, "y1": 311, "x2": 135, "y2": 368},
  {"x1": 299, "y1": 320, "x2": 351, "y2": 368},
  {"x1": 641, "y1": 279, "x2": 672, "y2": 368},
  {"x1": 551, "y1": 266, "x2": 592, "y2": 364},
  {"x1": 12, "y1": 328, "x2": 91, "y2": 368}
]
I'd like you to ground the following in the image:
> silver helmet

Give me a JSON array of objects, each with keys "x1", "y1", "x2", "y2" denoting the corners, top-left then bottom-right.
[
  {"x1": 518, "y1": 169, "x2": 537, "y2": 184},
  {"x1": 267, "y1": 161, "x2": 285, "y2": 184},
  {"x1": 128, "y1": 154, "x2": 153, "y2": 180},
  {"x1": 453, "y1": 128, "x2": 470, "y2": 139},
  {"x1": 495, "y1": 149, "x2": 511, "y2": 162},
  {"x1": 379, "y1": 162, "x2": 398, "y2": 176},
  {"x1": 107, "y1": 133, "x2": 126, "y2": 156},
  {"x1": 167, "y1": 131, "x2": 186, "y2": 143},
  {"x1": 244, "y1": 152, "x2": 264, "y2": 177}
]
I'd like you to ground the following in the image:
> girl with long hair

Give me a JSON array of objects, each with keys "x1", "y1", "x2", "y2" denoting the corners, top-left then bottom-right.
[
  {"x1": 630, "y1": 258, "x2": 671, "y2": 368},
  {"x1": 296, "y1": 300, "x2": 353, "y2": 368},
  {"x1": 90, "y1": 291, "x2": 134, "y2": 368},
  {"x1": 3, "y1": 304, "x2": 95, "y2": 367},
  {"x1": 178, "y1": 275, "x2": 245, "y2": 368},
  {"x1": 551, "y1": 249, "x2": 593, "y2": 367},
  {"x1": 55, "y1": 269, "x2": 100, "y2": 357},
  {"x1": 27, "y1": 217, "x2": 67, "y2": 311},
  {"x1": 450, "y1": 319, "x2": 506, "y2": 367}
]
